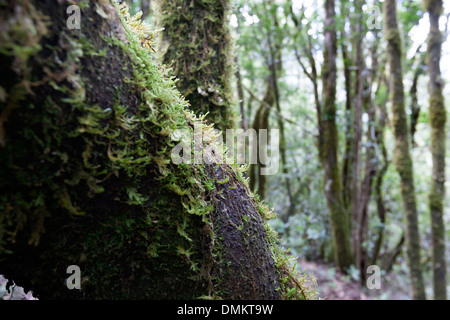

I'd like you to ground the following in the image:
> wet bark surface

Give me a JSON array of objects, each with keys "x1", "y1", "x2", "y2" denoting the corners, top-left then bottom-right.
[{"x1": 207, "y1": 165, "x2": 281, "y2": 299}]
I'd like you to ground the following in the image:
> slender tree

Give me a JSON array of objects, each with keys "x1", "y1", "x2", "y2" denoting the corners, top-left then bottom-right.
[
  {"x1": 371, "y1": 73, "x2": 390, "y2": 266},
  {"x1": 424, "y1": 0, "x2": 447, "y2": 300},
  {"x1": 384, "y1": 0, "x2": 426, "y2": 299},
  {"x1": 409, "y1": 51, "x2": 426, "y2": 146},
  {"x1": 341, "y1": 14, "x2": 355, "y2": 212},
  {"x1": 321, "y1": 0, "x2": 353, "y2": 270},
  {"x1": 249, "y1": 80, "x2": 272, "y2": 198},
  {"x1": 155, "y1": 0, "x2": 237, "y2": 132},
  {"x1": 264, "y1": 2, "x2": 294, "y2": 208}
]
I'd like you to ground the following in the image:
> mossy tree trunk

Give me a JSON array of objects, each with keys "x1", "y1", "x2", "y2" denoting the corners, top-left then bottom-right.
[
  {"x1": 424, "y1": 0, "x2": 447, "y2": 301},
  {"x1": 350, "y1": 0, "x2": 365, "y2": 281},
  {"x1": 409, "y1": 52, "x2": 426, "y2": 146},
  {"x1": 0, "y1": 0, "x2": 312, "y2": 300},
  {"x1": 341, "y1": 44, "x2": 354, "y2": 212},
  {"x1": 371, "y1": 73, "x2": 390, "y2": 266},
  {"x1": 384, "y1": 0, "x2": 426, "y2": 300},
  {"x1": 154, "y1": 0, "x2": 236, "y2": 133},
  {"x1": 321, "y1": 0, "x2": 353, "y2": 270}
]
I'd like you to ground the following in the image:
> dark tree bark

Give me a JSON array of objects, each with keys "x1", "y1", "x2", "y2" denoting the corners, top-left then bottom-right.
[
  {"x1": 263, "y1": 2, "x2": 294, "y2": 215},
  {"x1": 248, "y1": 1, "x2": 283, "y2": 200},
  {"x1": 0, "y1": 0, "x2": 310, "y2": 300}
]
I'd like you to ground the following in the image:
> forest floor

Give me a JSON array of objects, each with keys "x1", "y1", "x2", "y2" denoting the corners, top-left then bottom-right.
[{"x1": 298, "y1": 259, "x2": 412, "y2": 300}]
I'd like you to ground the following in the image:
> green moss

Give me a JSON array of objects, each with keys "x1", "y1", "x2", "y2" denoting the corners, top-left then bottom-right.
[
  {"x1": 0, "y1": 0, "x2": 315, "y2": 300},
  {"x1": 265, "y1": 224, "x2": 318, "y2": 300}
]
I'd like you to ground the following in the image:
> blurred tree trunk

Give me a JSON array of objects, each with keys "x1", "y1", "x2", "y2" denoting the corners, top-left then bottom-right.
[
  {"x1": 321, "y1": 0, "x2": 353, "y2": 270},
  {"x1": 384, "y1": 0, "x2": 426, "y2": 300},
  {"x1": 235, "y1": 57, "x2": 247, "y2": 130},
  {"x1": 264, "y1": 3, "x2": 294, "y2": 214},
  {"x1": 371, "y1": 72, "x2": 390, "y2": 266},
  {"x1": 409, "y1": 52, "x2": 426, "y2": 146},
  {"x1": 350, "y1": 0, "x2": 364, "y2": 282},
  {"x1": 155, "y1": 0, "x2": 236, "y2": 133},
  {"x1": 248, "y1": 1, "x2": 283, "y2": 200},
  {"x1": 356, "y1": 39, "x2": 381, "y2": 285},
  {"x1": 341, "y1": 36, "x2": 354, "y2": 211},
  {"x1": 233, "y1": 20, "x2": 247, "y2": 131},
  {"x1": 425, "y1": 0, "x2": 447, "y2": 300},
  {"x1": 141, "y1": 0, "x2": 150, "y2": 19},
  {"x1": 249, "y1": 83, "x2": 272, "y2": 198}
]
